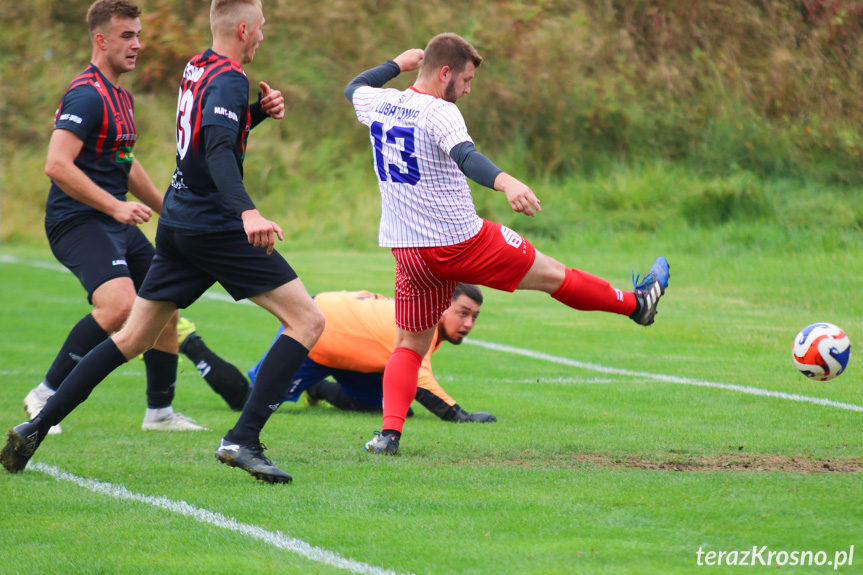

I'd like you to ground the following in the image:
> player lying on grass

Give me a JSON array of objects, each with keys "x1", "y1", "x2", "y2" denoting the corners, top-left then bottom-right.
[
  {"x1": 346, "y1": 33, "x2": 670, "y2": 456},
  {"x1": 246, "y1": 284, "x2": 496, "y2": 423}
]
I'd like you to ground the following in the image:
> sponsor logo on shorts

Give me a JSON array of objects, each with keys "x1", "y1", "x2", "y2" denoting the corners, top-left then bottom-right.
[
  {"x1": 112, "y1": 259, "x2": 127, "y2": 267},
  {"x1": 500, "y1": 226, "x2": 523, "y2": 249}
]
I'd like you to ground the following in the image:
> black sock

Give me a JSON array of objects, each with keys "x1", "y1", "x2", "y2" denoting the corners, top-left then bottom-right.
[
  {"x1": 144, "y1": 349, "x2": 177, "y2": 409},
  {"x1": 39, "y1": 338, "x2": 127, "y2": 428},
  {"x1": 629, "y1": 291, "x2": 644, "y2": 319},
  {"x1": 381, "y1": 429, "x2": 401, "y2": 440},
  {"x1": 228, "y1": 335, "x2": 309, "y2": 445},
  {"x1": 44, "y1": 314, "x2": 109, "y2": 390},
  {"x1": 182, "y1": 335, "x2": 250, "y2": 411}
]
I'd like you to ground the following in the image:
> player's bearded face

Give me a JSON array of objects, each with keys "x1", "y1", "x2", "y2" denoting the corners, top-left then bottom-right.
[
  {"x1": 442, "y1": 63, "x2": 475, "y2": 104},
  {"x1": 443, "y1": 78, "x2": 458, "y2": 103}
]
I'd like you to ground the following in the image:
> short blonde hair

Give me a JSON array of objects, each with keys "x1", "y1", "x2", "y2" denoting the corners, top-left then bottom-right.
[{"x1": 210, "y1": 0, "x2": 261, "y2": 38}]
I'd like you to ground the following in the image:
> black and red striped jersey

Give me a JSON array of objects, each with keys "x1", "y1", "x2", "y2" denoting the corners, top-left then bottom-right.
[
  {"x1": 160, "y1": 49, "x2": 252, "y2": 232},
  {"x1": 45, "y1": 64, "x2": 137, "y2": 224}
]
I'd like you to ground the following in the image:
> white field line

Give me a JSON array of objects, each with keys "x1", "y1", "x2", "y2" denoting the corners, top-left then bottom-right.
[
  {"x1": 30, "y1": 462, "x2": 411, "y2": 575},
  {"x1": 4, "y1": 253, "x2": 861, "y2": 413},
  {"x1": 463, "y1": 339, "x2": 863, "y2": 413}
]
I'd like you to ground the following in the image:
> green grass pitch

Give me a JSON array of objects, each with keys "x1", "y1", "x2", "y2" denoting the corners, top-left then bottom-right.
[{"x1": 0, "y1": 243, "x2": 861, "y2": 574}]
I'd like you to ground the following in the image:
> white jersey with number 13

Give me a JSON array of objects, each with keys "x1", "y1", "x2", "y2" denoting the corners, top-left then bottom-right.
[{"x1": 352, "y1": 85, "x2": 484, "y2": 248}]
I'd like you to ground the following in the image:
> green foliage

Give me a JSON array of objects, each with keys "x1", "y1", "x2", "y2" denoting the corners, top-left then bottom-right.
[
  {"x1": 3, "y1": 0, "x2": 863, "y2": 246},
  {"x1": 679, "y1": 171, "x2": 774, "y2": 227}
]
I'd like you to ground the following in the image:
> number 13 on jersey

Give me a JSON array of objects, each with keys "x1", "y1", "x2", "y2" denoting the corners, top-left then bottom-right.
[{"x1": 370, "y1": 121, "x2": 421, "y2": 185}]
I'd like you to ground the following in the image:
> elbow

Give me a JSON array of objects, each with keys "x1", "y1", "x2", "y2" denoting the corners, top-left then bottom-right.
[
  {"x1": 344, "y1": 85, "x2": 354, "y2": 102},
  {"x1": 45, "y1": 158, "x2": 62, "y2": 181}
]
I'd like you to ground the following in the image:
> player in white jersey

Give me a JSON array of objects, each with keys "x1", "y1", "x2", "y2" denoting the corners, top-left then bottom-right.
[
  {"x1": 346, "y1": 33, "x2": 670, "y2": 455},
  {"x1": 352, "y1": 79, "x2": 483, "y2": 247}
]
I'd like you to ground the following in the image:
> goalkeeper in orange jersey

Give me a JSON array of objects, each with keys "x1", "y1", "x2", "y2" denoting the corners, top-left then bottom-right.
[{"x1": 248, "y1": 283, "x2": 496, "y2": 423}]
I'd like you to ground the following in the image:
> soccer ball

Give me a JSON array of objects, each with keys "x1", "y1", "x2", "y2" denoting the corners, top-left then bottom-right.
[{"x1": 792, "y1": 323, "x2": 851, "y2": 381}]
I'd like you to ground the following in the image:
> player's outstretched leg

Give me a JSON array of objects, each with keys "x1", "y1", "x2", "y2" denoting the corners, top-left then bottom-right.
[
  {"x1": 214, "y1": 437, "x2": 292, "y2": 484},
  {"x1": 0, "y1": 418, "x2": 48, "y2": 473},
  {"x1": 629, "y1": 257, "x2": 670, "y2": 326}
]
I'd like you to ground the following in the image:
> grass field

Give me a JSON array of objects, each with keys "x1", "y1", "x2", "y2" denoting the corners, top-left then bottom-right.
[{"x1": 0, "y1": 240, "x2": 861, "y2": 574}]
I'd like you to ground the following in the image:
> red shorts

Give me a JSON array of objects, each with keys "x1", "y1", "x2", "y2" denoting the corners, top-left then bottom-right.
[{"x1": 392, "y1": 219, "x2": 536, "y2": 331}]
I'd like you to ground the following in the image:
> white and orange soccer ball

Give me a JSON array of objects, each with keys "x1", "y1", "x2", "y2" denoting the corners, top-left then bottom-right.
[{"x1": 792, "y1": 323, "x2": 852, "y2": 381}]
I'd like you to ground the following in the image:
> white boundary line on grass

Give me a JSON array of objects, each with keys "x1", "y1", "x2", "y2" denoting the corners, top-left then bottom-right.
[
  {"x1": 4, "y1": 253, "x2": 861, "y2": 413},
  {"x1": 463, "y1": 339, "x2": 863, "y2": 413},
  {"x1": 30, "y1": 462, "x2": 411, "y2": 575}
]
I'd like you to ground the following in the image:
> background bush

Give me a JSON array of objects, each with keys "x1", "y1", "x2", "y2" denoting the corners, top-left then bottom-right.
[{"x1": 1, "y1": 0, "x2": 862, "y2": 246}]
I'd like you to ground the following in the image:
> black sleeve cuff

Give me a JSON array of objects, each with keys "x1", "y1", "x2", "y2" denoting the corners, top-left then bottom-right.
[{"x1": 249, "y1": 100, "x2": 268, "y2": 129}]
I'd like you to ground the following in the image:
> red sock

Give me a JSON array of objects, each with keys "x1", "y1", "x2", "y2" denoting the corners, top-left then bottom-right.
[
  {"x1": 551, "y1": 268, "x2": 637, "y2": 316},
  {"x1": 382, "y1": 347, "x2": 423, "y2": 432}
]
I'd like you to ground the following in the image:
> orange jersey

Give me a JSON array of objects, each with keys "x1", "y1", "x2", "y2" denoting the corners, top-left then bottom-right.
[{"x1": 308, "y1": 290, "x2": 455, "y2": 406}]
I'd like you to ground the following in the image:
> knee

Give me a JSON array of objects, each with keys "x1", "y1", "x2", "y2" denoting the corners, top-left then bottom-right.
[
  {"x1": 94, "y1": 300, "x2": 134, "y2": 333},
  {"x1": 112, "y1": 329, "x2": 154, "y2": 359},
  {"x1": 519, "y1": 253, "x2": 567, "y2": 293},
  {"x1": 305, "y1": 307, "x2": 326, "y2": 343},
  {"x1": 285, "y1": 307, "x2": 324, "y2": 350}
]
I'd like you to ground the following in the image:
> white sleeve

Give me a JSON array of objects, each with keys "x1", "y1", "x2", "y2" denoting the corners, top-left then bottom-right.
[
  {"x1": 352, "y1": 86, "x2": 379, "y2": 127},
  {"x1": 426, "y1": 102, "x2": 473, "y2": 155}
]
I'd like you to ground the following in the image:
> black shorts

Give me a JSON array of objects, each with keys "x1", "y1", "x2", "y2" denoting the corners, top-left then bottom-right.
[
  {"x1": 46, "y1": 215, "x2": 154, "y2": 304},
  {"x1": 137, "y1": 223, "x2": 298, "y2": 309}
]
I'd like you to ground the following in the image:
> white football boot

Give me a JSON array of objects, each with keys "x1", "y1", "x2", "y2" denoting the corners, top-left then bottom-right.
[{"x1": 23, "y1": 383, "x2": 62, "y2": 435}]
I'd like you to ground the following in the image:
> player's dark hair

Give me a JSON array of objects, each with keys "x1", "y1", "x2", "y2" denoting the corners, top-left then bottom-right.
[
  {"x1": 453, "y1": 283, "x2": 483, "y2": 305},
  {"x1": 87, "y1": 0, "x2": 141, "y2": 37},
  {"x1": 421, "y1": 33, "x2": 483, "y2": 76}
]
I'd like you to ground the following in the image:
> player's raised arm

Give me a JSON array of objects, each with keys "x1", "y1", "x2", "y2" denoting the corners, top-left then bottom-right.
[
  {"x1": 393, "y1": 48, "x2": 424, "y2": 72},
  {"x1": 344, "y1": 49, "x2": 423, "y2": 101}
]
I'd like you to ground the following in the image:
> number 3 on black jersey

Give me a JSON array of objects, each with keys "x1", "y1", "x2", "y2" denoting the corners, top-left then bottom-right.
[{"x1": 176, "y1": 88, "x2": 194, "y2": 160}]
